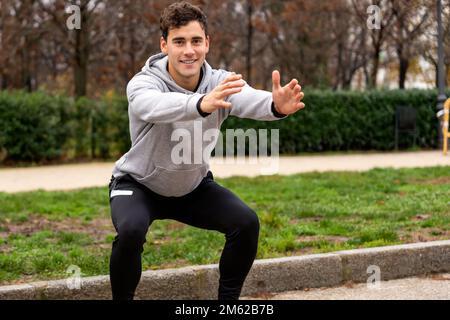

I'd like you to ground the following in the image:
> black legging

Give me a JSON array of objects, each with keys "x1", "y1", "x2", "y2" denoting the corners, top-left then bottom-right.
[{"x1": 108, "y1": 171, "x2": 260, "y2": 300}]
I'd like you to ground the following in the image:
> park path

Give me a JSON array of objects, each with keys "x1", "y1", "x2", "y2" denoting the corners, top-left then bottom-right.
[
  {"x1": 0, "y1": 151, "x2": 448, "y2": 193},
  {"x1": 242, "y1": 273, "x2": 450, "y2": 300}
]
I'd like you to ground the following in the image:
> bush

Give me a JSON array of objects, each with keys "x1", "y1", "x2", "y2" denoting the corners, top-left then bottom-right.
[
  {"x1": 0, "y1": 89, "x2": 447, "y2": 164},
  {"x1": 0, "y1": 90, "x2": 129, "y2": 164},
  {"x1": 222, "y1": 89, "x2": 449, "y2": 154},
  {"x1": 0, "y1": 91, "x2": 72, "y2": 162}
]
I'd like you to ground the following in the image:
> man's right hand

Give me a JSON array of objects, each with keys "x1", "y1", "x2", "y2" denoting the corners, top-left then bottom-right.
[{"x1": 200, "y1": 73, "x2": 245, "y2": 114}]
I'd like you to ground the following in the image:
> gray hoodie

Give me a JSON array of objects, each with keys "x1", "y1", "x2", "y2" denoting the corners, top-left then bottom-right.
[{"x1": 112, "y1": 52, "x2": 286, "y2": 197}]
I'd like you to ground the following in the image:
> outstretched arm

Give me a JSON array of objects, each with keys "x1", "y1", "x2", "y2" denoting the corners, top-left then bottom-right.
[
  {"x1": 199, "y1": 70, "x2": 306, "y2": 121},
  {"x1": 127, "y1": 74, "x2": 206, "y2": 123}
]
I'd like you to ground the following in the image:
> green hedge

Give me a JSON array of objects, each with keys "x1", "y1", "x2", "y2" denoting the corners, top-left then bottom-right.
[
  {"x1": 222, "y1": 89, "x2": 448, "y2": 153},
  {"x1": 70, "y1": 95, "x2": 130, "y2": 160},
  {"x1": 0, "y1": 91, "x2": 71, "y2": 162},
  {"x1": 0, "y1": 91, "x2": 130, "y2": 163},
  {"x1": 0, "y1": 89, "x2": 447, "y2": 164}
]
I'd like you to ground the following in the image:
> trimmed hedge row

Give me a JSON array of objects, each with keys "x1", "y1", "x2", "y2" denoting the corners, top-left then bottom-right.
[
  {"x1": 0, "y1": 89, "x2": 447, "y2": 164},
  {"x1": 0, "y1": 91, "x2": 129, "y2": 163},
  {"x1": 222, "y1": 89, "x2": 447, "y2": 153}
]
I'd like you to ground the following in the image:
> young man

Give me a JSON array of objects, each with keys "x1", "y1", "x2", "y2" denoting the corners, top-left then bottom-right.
[{"x1": 108, "y1": 1, "x2": 305, "y2": 300}]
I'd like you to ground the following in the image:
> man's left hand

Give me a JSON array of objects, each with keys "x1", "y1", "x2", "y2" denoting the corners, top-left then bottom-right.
[{"x1": 271, "y1": 70, "x2": 305, "y2": 115}]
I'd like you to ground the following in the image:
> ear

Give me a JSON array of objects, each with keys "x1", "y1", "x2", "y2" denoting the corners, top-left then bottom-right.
[
  {"x1": 160, "y1": 36, "x2": 168, "y2": 54},
  {"x1": 205, "y1": 35, "x2": 210, "y2": 54}
]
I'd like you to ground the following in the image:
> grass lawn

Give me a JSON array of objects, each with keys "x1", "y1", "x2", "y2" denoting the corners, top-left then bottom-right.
[{"x1": 0, "y1": 166, "x2": 449, "y2": 285}]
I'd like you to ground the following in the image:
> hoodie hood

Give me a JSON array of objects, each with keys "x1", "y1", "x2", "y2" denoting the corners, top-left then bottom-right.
[{"x1": 141, "y1": 52, "x2": 213, "y2": 93}]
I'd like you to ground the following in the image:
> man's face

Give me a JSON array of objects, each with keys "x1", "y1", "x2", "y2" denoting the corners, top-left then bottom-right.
[{"x1": 160, "y1": 21, "x2": 209, "y2": 83}]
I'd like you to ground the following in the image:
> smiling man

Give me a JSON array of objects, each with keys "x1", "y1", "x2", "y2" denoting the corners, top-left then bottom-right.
[
  {"x1": 162, "y1": 20, "x2": 206, "y2": 92},
  {"x1": 108, "y1": 1, "x2": 305, "y2": 300}
]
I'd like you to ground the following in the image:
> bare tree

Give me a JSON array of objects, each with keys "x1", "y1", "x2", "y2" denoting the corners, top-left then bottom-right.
[
  {"x1": 1, "y1": 0, "x2": 444, "y2": 96},
  {"x1": 202, "y1": 0, "x2": 243, "y2": 73},
  {"x1": 420, "y1": 0, "x2": 449, "y2": 87},
  {"x1": 352, "y1": 0, "x2": 396, "y2": 89},
  {"x1": 38, "y1": 0, "x2": 117, "y2": 98},
  {"x1": 390, "y1": 0, "x2": 431, "y2": 89},
  {"x1": 0, "y1": 0, "x2": 45, "y2": 91},
  {"x1": 330, "y1": 0, "x2": 368, "y2": 89}
]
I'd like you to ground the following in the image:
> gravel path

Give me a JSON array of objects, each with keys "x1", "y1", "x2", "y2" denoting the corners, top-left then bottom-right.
[
  {"x1": 0, "y1": 151, "x2": 448, "y2": 193},
  {"x1": 242, "y1": 273, "x2": 450, "y2": 300}
]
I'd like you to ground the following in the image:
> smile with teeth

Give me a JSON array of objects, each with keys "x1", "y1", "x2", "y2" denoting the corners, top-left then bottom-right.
[{"x1": 181, "y1": 59, "x2": 196, "y2": 65}]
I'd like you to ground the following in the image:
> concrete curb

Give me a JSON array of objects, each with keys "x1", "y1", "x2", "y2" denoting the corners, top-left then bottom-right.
[{"x1": 0, "y1": 240, "x2": 449, "y2": 300}]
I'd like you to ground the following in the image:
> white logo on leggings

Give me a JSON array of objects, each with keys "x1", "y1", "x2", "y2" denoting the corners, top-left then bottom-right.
[{"x1": 110, "y1": 190, "x2": 134, "y2": 198}]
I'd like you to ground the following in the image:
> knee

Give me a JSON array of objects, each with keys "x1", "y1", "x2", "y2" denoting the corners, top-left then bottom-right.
[
  {"x1": 117, "y1": 223, "x2": 147, "y2": 248},
  {"x1": 237, "y1": 207, "x2": 260, "y2": 235}
]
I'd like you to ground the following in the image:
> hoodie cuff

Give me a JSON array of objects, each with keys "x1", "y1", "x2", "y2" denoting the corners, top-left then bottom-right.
[
  {"x1": 196, "y1": 95, "x2": 211, "y2": 117},
  {"x1": 186, "y1": 94, "x2": 208, "y2": 119},
  {"x1": 271, "y1": 101, "x2": 288, "y2": 118}
]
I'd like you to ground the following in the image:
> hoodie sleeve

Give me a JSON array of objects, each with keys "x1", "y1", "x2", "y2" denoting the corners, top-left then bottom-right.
[
  {"x1": 227, "y1": 82, "x2": 288, "y2": 121},
  {"x1": 127, "y1": 74, "x2": 205, "y2": 123}
]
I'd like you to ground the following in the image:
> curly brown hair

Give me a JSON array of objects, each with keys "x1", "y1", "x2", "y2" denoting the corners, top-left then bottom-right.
[{"x1": 160, "y1": 1, "x2": 208, "y2": 41}]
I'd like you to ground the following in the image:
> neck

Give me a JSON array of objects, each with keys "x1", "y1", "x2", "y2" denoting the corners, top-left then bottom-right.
[{"x1": 168, "y1": 63, "x2": 200, "y2": 92}]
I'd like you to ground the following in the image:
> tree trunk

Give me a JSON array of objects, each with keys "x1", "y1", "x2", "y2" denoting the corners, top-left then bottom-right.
[
  {"x1": 342, "y1": 67, "x2": 356, "y2": 90},
  {"x1": 433, "y1": 62, "x2": 438, "y2": 88},
  {"x1": 396, "y1": 41, "x2": 409, "y2": 89},
  {"x1": 369, "y1": 46, "x2": 380, "y2": 89},
  {"x1": 0, "y1": 74, "x2": 8, "y2": 90},
  {"x1": 342, "y1": 78, "x2": 352, "y2": 90},
  {"x1": 74, "y1": 27, "x2": 89, "y2": 98},
  {"x1": 335, "y1": 41, "x2": 343, "y2": 90},
  {"x1": 74, "y1": 4, "x2": 90, "y2": 98},
  {"x1": 398, "y1": 57, "x2": 409, "y2": 89},
  {"x1": 363, "y1": 64, "x2": 370, "y2": 88},
  {"x1": 246, "y1": 0, "x2": 253, "y2": 85},
  {"x1": 445, "y1": 64, "x2": 449, "y2": 87}
]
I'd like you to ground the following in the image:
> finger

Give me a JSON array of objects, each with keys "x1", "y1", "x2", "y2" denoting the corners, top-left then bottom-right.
[
  {"x1": 272, "y1": 70, "x2": 281, "y2": 90},
  {"x1": 218, "y1": 87, "x2": 243, "y2": 99},
  {"x1": 295, "y1": 92, "x2": 304, "y2": 101},
  {"x1": 220, "y1": 79, "x2": 245, "y2": 90},
  {"x1": 218, "y1": 101, "x2": 232, "y2": 109},
  {"x1": 297, "y1": 102, "x2": 305, "y2": 110},
  {"x1": 221, "y1": 75, "x2": 242, "y2": 85},
  {"x1": 287, "y1": 79, "x2": 298, "y2": 90},
  {"x1": 221, "y1": 73, "x2": 242, "y2": 85},
  {"x1": 294, "y1": 84, "x2": 302, "y2": 94}
]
